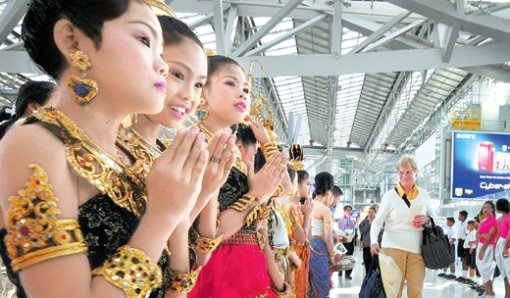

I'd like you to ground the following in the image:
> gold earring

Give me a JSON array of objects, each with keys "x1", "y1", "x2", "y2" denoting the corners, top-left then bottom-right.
[
  {"x1": 196, "y1": 98, "x2": 208, "y2": 121},
  {"x1": 66, "y1": 50, "x2": 99, "y2": 104}
]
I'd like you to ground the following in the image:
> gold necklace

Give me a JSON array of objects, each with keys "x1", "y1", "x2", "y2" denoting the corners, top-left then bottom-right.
[{"x1": 33, "y1": 107, "x2": 146, "y2": 217}]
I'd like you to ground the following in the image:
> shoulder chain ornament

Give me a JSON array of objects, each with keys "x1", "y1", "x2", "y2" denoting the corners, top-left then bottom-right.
[
  {"x1": 5, "y1": 164, "x2": 87, "y2": 272},
  {"x1": 33, "y1": 107, "x2": 146, "y2": 217}
]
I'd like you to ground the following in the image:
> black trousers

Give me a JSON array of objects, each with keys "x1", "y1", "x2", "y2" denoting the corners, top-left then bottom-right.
[{"x1": 363, "y1": 247, "x2": 372, "y2": 274}]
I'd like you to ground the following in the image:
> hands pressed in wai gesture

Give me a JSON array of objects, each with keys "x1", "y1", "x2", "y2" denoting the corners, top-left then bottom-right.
[
  {"x1": 145, "y1": 126, "x2": 208, "y2": 220},
  {"x1": 200, "y1": 129, "x2": 236, "y2": 197},
  {"x1": 246, "y1": 152, "x2": 288, "y2": 204}
]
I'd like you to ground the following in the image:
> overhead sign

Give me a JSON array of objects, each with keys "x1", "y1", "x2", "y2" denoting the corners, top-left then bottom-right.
[{"x1": 451, "y1": 130, "x2": 510, "y2": 200}]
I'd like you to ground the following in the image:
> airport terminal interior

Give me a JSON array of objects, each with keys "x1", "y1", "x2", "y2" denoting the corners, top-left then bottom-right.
[{"x1": 2, "y1": 0, "x2": 510, "y2": 297}]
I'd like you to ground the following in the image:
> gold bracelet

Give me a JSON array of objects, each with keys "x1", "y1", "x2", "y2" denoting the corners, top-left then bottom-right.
[
  {"x1": 168, "y1": 266, "x2": 202, "y2": 295},
  {"x1": 229, "y1": 194, "x2": 258, "y2": 212},
  {"x1": 193, "y1": 229, "x2": 224, "y2": 253},
  {"x1": 273, "y1": 282, "x2": 289, "y2": 297},
  {"x1": 261, "y1": 142, "x2": 279, "y2": 160},
  {"x1": 93, "y1": 245, "x2": 162, "y2": 298},
  {"x1": 245, "y1": 205, "x2": 263, "y2": 226}
]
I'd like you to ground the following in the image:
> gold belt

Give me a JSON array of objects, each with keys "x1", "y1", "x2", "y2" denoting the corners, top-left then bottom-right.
[
  {"x1": 273, "y1": 247, "x2": 292, "y2": 261},
  {"x1": 223, "y1": 231, "x2": 261, "y2": 247}
]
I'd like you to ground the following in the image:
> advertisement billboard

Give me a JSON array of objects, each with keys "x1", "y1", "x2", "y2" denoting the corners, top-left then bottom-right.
[{"x1": 451, "y1": 131, "x2": 510, "y2": 200}]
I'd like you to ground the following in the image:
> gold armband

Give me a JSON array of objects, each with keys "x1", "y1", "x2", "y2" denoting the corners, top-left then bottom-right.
[
  {"x1": 93, "y1": 245, "x2": 162, "y2": 298},
  {"x1": 168, "y1": 266, "x2": 202, "y2": 295},
  {"x1": 229, "y1": 194, "x2": 258, "y2": 212},
  {"x1": 245, "y1": 205, "x2": 263, "y2": 226},
  {"x1": 258, "y1": 205, "x2": 273, "y2": 222},
  {"x1": 5, "y1": 164, "x2": 87, "y2": 272},
  {"x1": 193, "y1": 229, "x2": 224, "y2": 253},
  {"x1": 273, "y1": 282, "x2": 289, "y2": 298},
  {"x1": 261, "y1": 142, "x2": 279, "y2": 160}
]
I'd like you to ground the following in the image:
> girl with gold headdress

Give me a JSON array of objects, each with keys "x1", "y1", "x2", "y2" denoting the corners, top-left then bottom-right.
[
  {"x1": 187, "y1": 55, "x2": 288, "y2": 298},
  {"x1": 0, "y1": 1, "x2": 208, "y2": 297}
]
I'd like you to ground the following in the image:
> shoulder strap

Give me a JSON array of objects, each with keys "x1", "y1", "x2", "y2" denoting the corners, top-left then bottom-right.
[{"x1": 394, "y1": 187, "x2": 411, "y2": 208}]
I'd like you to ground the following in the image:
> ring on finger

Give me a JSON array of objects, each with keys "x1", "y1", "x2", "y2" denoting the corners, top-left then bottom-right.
[{"x1": 210, "y1": 156, "x2": 221, "y2": 163}]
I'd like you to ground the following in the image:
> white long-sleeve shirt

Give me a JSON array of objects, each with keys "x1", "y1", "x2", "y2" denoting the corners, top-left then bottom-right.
[{"x1": 370, "y1": 187, "x2": 436, "y2": 254}]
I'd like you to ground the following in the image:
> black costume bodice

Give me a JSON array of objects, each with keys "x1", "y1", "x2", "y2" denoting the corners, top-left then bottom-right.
[{"x1": 0, "y1": 112, "x2": 170, "y2": 298}]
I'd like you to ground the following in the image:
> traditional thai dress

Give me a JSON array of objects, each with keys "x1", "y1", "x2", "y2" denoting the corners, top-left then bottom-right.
[
  {"x1": 289, "y1": 207, "x2": 310, "y2": 298},
  {"x1": 188, "y1": 124, "x2": 276, "y2": 298},
  {"x1": 0, "y1": 108, "x2": 171, "y2": 298},
  {"x1": 268, "y1": 199, "x2": 293, "y2": 286},
  {"x1": 308, "y1": 217, "x2": 331, "y2": 298}
]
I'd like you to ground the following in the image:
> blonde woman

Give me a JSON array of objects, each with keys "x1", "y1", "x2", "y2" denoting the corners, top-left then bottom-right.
[{"x1": 370, "y1": 155, "x2": 435, "y2": 298}]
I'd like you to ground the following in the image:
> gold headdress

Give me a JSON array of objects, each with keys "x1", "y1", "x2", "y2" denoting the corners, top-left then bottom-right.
[
  {"x1": 289, "y1": 144, "x2": 305, "y2": 171},
  {"x1": 145, "y1": 0, "x2": 176, "y2": 17},
  {"x1": 248, "y1": 60, "x2": 278, "y2": 143},
  {"x1": 204, "y1": 48, "x2": 216, "y2": 57}
]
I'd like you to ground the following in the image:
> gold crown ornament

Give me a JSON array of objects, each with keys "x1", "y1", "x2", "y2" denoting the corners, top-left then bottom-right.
[{"x1": 144, "y1": 0, "x2": 176, "y2": 17}]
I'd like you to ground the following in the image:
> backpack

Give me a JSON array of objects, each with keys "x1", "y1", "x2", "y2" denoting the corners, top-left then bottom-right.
[{"x1": 421, "y1": 218, "x2": 451, "y2": 269}]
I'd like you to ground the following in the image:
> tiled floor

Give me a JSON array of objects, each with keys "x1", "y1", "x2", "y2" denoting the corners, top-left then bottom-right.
[{"x1": 330, "y1": 249, "x2": 505, "y2": 298}]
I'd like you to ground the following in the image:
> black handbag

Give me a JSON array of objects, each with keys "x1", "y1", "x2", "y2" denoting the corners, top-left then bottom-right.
[
  {"x1": 359, "y1": 256, "x2": 386, "y2": 298},
  {"x1": 421, "y1": 217, "x2": 451, "y2": 269}
]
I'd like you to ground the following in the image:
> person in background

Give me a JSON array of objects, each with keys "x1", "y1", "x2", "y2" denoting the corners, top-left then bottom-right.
[
  {"x1": 496, "y1": 199, "x2": 510, "y2": 298},
  {"x1": 370, "y1": 154, "x2": 435, "y2": 298},
  {"x1": 0, "y1": 80, "x2": 56, "y2": 139},
  {"x1": 439, "y1": 217, "x2": 457, "y2": 279},
  {"x1": 286, "y1": 168, "x2": 313, "y2": 298},
  {"x1": 338, "y1": 205, "x2": 356, "y2": 280},
  {"x1": 464, "y1": 220, "x2": 478, "y2": 284},
  {"x1": 457, "y1": 210, "x2": 469, "y2": 282},
  {"x1": 331, "y1": 186, "x2": 343, "y2": 242},
  {"x1": 359, "y1": 206, "x2": 377, "y2": 274},
  {"x1": 477, "y1": 200, "x2": 497, "y2": 297},
  {"x1": 309, "y1": 172, "x2": 341, "y2": 298}
]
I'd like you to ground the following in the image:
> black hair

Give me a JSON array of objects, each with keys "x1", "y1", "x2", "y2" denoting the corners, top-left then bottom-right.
[
  {"x1": 313, "y1": 171, "x2": 334, "y2": 197},
  {"x1": 483, "y1": 200, "x2": 496, "y2": 216},
  {"x1": 343, "y1": 205, "x2": 352, "y2": 211},
  {"x1": 459, "y1": 210, "x2": 468, "y2": 218},
  {"x1": 467, "y1": 220, "x2": 475, "y2": 225},
  {"x1": 22, "y1": 0, "x2": 137, "y2": 79},
  {"x1": 447, "y1": 217, "x2": 455, "y2": 224},
  {"x1": 287, "y1": 164, "x2": 296, "y2": 183},
  {"x1": 496, "y1": 198, "x2": 510, "y2": 213},
  {"x1": 297, "y1": 170, "x2": 309, "y2": 185},
  {"x1": 206, "y1": 55, "x2": 245, "y2": 84},
  {"x1": 158, "y1": 15, "x2": 203, "y2": 48},
  {"x1": 0, "y1": 80, "x2": 55, "y2": 139},
  {"x1": 235, "y1": 123, "x2": 257, "y2": 147},
  {"x1": 254, "y1": 148, "x2": 265, "y2": 174},
  {"x1": 333, "y1": 185, "x2": 343, "y2": 197}
]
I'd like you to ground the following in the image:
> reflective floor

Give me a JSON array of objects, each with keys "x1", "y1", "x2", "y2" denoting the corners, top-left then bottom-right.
[{"x1": 330, "y1": 249, "x2": 505, "y2": 298}]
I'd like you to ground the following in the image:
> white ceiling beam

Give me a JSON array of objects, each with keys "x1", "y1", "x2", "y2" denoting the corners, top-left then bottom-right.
[
  {"x1": 442, "y1": 22, "x2": 461, "y2": 63},
  {"x1": 456, "y1": 0, "x2": 465, "y2": 14},
  {"x1": 212, "y1": 0, "x2": 226, "y2": 55},
  {"x1": 461, "y1": 65, "x2": 510, "y2": 84},
  {"x1": 362, "y1": 19, "x2": 426, "y2": 52},
  {"x1": 330, "y1": 1, "x2": 342, "y2": 57},
  {"x1": 224, "y1": 6, "x2": 238, "y2": 55},
  {"x1": 244, "y1": 14, "x2": 326, "y2": 57},
  {"x1": 233, "y1": 0, "x2": 304, "y2": 57},
  {"x1": 0, "y1": 0, "x2": 28, "y2": 44},
  {"x1": 471, "y1": 2, "x2": 510, "y2": 15},
  {"x1": 387, "y1": 0, "x2": 510, "y2": 42},
  {"x1": 188, "y1": 12, "x2": 214, "y2": 29},
  {"x1": 6, "y1": 41, "x2": 510, "y2": 76},
  {"x1": 349, "y1": 11, "x2": 411, "y2": 54}
]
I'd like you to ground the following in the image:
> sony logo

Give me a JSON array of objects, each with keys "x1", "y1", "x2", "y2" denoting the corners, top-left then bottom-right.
[{"x1": 456, "y1": 133, "x2": 476, "y2": 139}]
